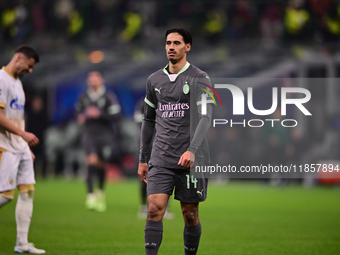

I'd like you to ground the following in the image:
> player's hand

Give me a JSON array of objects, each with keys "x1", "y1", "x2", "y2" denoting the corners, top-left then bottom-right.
[
  {"x1": 178, "y1": 151, "x2": 195, "y2": 168},
  {"x1": 86, "y1": 106, "x2": 101, "y2": 119},
  {"x1": 138, "y1": 163, "x2": 148, "y2": 184},
  {"x1": 30, "y1": 150, "x2": 36, "y2": 162},
  {"x1": 22, "y1": 131, "x2": 39, "y2": 147}
]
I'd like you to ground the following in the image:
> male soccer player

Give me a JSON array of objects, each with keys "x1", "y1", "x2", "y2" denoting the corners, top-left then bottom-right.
[
  {"x1": 76, "y1": 71, "x2": 121, "y2": 212},
  {"x1": 138, "y1": 28, "x2": 213, "y2": 255},
  {"x1": 0, "y1": 45, "x2": 45, "y2": 254}
]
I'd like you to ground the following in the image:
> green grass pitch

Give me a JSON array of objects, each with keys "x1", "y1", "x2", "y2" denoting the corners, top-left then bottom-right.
[{"x1": 1, "y1": 179, "x2": 339, "y2": 254}]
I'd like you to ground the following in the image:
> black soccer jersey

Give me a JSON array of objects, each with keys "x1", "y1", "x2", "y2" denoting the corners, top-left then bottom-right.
[
  {"x1": 75, "y1": 87, "x2": 121, "y2": 137},
  {"x1": 143, "y1": 62, "x2": 214, "y2": 169}
]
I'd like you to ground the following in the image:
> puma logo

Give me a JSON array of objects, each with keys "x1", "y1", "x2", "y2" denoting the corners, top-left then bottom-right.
[
  {"x1": 155, "y1": 87, "x2": 162, "y2": 94},
  {"x1": 197, "y1": 189, "x2": 204, "y2": 196}
]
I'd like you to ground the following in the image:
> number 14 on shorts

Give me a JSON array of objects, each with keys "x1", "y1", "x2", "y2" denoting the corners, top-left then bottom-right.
[{"x1": 186, "y1": 174, "x2": 197, "y2": 189}]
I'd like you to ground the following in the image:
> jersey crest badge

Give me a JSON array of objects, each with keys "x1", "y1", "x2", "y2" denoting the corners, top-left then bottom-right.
[{"x1": 183, "y1": 82, "x2": 189, "y2": 94}]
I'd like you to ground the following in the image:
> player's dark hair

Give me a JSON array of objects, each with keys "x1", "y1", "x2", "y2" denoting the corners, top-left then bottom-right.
[
  {"x1": 165, "y1": 28, "x2": 192, "y2": 45},
  {"x1": 15, "y1": 45, "x2": 39, "y2": 63}
]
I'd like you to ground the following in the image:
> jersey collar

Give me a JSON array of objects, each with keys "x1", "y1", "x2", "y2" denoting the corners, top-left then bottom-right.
[
  {"x1": 2, "y1": 66, "x2": 16, "y2": 79},
  {"x1": 87, "y1": 86, "x2": 106, "y2": 101},
  {"x1": 163, "y1": 62, "x2": 190, "y2": 82}
]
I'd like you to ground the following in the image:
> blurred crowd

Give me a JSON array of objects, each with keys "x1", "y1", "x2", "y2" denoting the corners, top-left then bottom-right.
[{"x1": 0, "y1": 0, "x2": 340, "y2": 49}]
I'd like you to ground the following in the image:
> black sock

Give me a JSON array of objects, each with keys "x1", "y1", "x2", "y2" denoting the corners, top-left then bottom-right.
[
  {"x1": 141, "y1": 182, "x2": 147, "y2": 205},
  {"x1": 145, "y1": 220, "x2": 163, "y2": 255},
  {"x1": 184, "y1": 223, "x2": 201, "y2": 255},
  {"x1": 86, "y1": 165, "x2": 98, "y2": 193},
  {"x1": 97, "y1": 167, "x2": 105, "y2": 190}
]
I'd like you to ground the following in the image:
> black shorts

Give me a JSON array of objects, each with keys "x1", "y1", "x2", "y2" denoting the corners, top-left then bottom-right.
[
  {"x1": 147, "y1": 165, "x2": 208, "y2": 203},
  {"x1": 81, "y1": 133, "x2": 116, "y2": 161}
]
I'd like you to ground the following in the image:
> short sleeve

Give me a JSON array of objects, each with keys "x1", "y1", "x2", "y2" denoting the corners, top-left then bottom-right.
[{"x1": 144, "y1": 78, "x2": 156, "y2": 109}]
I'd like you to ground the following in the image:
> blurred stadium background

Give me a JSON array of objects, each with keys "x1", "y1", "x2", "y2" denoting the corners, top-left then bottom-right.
[
  {"x1": 1, "y1": 0, "x2": 340, "y2": 183},
  {"x1": 0, "y1": 0, "x2": 340, "y2": 254}
]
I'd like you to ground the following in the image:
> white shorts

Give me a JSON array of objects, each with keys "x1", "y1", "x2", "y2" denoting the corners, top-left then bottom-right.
[{"x1": 0, "y1": 148, "x2": 35, "y2": 192}]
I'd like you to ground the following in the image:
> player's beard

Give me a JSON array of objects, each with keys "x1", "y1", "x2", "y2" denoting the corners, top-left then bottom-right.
[
  {"x1": 167, "y1": 48, "x2": 186, "y2": 64},
  {"x1": 168, "y1": 55, "x2": 184, "y2": 65},
  {"x1": 168, "y1": 58, "x2": 178, "y2": 65},
  {"x1": 18, "y1": 70, "x2": 28, "y2": 78},
  {"x1": 168, "y1": 52, "x2": 183, "y2": 65}
]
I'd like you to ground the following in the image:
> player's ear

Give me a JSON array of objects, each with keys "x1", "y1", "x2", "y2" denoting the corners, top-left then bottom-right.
[
  {"x1": 14, "y1": 53, "x2": 22, "y2": 61},
  {"x1": 185, "y1": 43, "x2": 191, "y2": 53}
]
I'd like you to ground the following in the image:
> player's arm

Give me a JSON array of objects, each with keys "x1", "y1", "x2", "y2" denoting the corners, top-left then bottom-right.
[
  {"x1": 188, "y1": 103, "x2": 213, "y2": 154},
  {"x1": 178, "y1": 104, "x2": 213, "y2": 168},
  {"x1": 138, "y1": 78, "x2": 157, "y2": 183},
  {"x1": 179, "y1": 74, "x2": 213, "y2": 168},
  {"x1": 75, "y1": 96, "x2": 86, "y2": 124},
  {"x1": 102, "y1": 93, "x2": 122, "y2": 122},
  {"x1": 0, "y1": 108, "x2": 39, "y2": 146},
  {"x1": 138, "y1": 103, "x2": 156, "y2": 183},
  {"x1": 30, "y1": 149, "x2": 36, "y2": 161}
]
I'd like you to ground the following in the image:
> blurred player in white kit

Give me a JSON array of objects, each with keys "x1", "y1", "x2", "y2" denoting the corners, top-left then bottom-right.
[{"x1": 0, "y1": 45, "x2": 45, "y2": 254}]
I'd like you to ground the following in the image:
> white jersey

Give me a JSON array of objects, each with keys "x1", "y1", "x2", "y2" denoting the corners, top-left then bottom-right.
[{"x1": 0, "y1": 67, "x2": 28, "y2": 153}]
